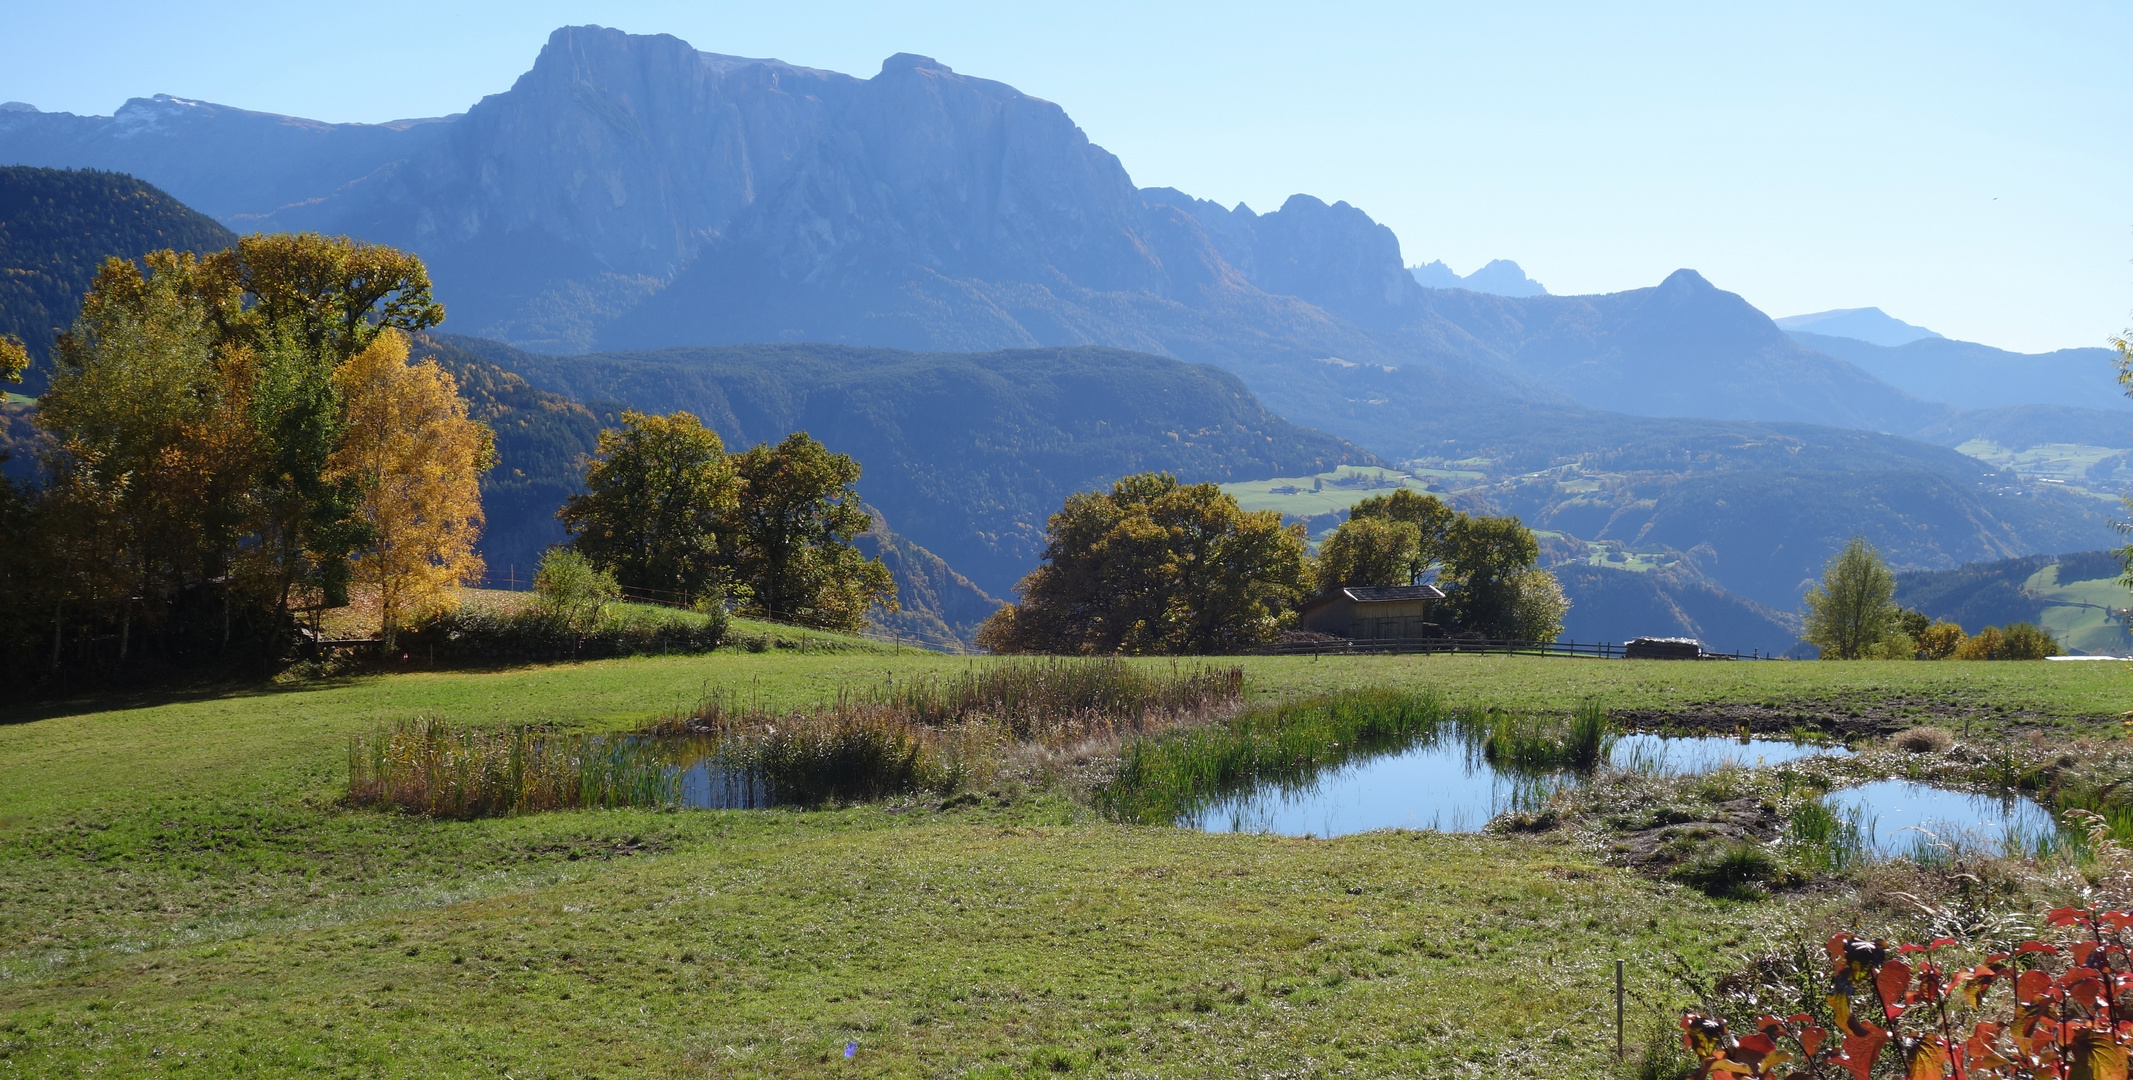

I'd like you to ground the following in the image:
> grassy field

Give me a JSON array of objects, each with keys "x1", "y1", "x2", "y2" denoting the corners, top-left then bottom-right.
[
  {"x1": 2025, "y1": 564, "x2": 2133, "y2": 655},
  {"x1": 2, "y1": 649, "x2": 2126, "y2": 1076}
]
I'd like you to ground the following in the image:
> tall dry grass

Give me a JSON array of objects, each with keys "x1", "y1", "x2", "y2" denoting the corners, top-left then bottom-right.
[
  {"x1": 347, "y1": 717, "x2": 706, "y2": 817},
  {"x1": 349, "y1": 659, "x2": 1252, "y2": 817},
  {"x1": 656, "y1": 659, "x2": 1246, "y2": 805}
]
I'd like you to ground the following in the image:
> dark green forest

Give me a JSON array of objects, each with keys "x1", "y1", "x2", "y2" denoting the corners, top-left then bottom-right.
[{"x1": 0, "y1": 167, "x2": 235, "y2": 393}]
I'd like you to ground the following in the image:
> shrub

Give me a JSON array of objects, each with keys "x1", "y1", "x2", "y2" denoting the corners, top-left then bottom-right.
[
  {"x1": 1915, "y1": 620, "x2": 1966, "y2": 659},
  {"x1": 1680, "y1": 900, "x2": 2133, "y2": 1079},
  {"x1": 402, "y1": 601, "x2": 727, "y2": 663},
  {"x1": 1954, "y1": 622, "x2": 2060, "y2": 660},
  {"x1": 534, "y1": 548, "x2": 620, "y2": 632}
]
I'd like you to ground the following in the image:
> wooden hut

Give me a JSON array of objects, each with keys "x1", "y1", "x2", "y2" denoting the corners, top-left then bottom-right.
[{"x1": 1295, "y1": 584, "x2": 1446, "y2": 641}]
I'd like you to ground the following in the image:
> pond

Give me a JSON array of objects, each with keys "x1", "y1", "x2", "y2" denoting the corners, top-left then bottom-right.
[
  {"x1": 679, "y1": 758, "x2": 775, "y2": 810},
  {"x1": 1822, "y1": 780, "x2": 2061, "y2": 857},
  {"x1": 1188, "y1": 730, "x2": 1849, "y2": 838}
]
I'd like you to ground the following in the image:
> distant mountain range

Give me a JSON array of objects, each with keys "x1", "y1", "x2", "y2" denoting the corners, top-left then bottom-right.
[
  {"x1": 1409, "y1": 259, "x2": 1547, "y2": 296},
  {"x1": 1788, "y1": 330, "x2": 2125, "y2": 414},
  {"x1": 1774, "y1": 307, "x2": 1942, "y2": 347},
  {"x1": 0, "y1": 23, "x2": 2077, "y2": 448},
  {"x1": 5, "y1": 27, "x2": 2130, "y2": 651}
]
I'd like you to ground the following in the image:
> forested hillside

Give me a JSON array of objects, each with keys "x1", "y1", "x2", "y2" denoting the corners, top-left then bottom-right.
[
  {"x1": 1551, "y1": 564, "x2": 1800, "y2": 655},
  {"x1": 1894, "y1": 550, "x2": 2129, "y2": 655},
  {"x1": 0, "y1": 166, "x2": 234, "y2": 392},
  {"x1": 446, "y1": 336, "x2": 1370, "y2": 595}
]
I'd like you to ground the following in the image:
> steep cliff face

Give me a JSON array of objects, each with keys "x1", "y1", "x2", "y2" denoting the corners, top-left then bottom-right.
[{"x1": 0, "y1": 24, "x2": 1957, "y2": 448}]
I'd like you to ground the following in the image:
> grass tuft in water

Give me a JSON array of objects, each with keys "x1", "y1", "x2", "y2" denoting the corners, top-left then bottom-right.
[
  {"x1": 1480, "y1": 700, "x2": 1612, "y2": 772},
  {"x1": 1099, "y1": 689, "x2": 1450, "y2": 825},
  {"x1": 1788, "y1": 800, "x2": 1865, "y2": 874}
]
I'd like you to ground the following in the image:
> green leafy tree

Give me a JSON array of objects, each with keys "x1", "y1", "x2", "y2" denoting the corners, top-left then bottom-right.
[
  {"x1": 533, "y1": 548, "x2": 620, "y2": 634},
  {"x1": 1347, "y1": 488, "x2": 1454, "y2": 583},
  {"x1": 1504, "y1": 567, "x2": 1571, "y2": 643},
  {"x1": 1439, "y1": 515, "x2": 1541, "y2": 637},
  {"x1": 206, "y1": 234, "x2": 443, "y2": 620},
  {"x1": 1312, "y1": 516, "x2": 1421, "y2": 591},
  {"x1": 558, "y1": 410, "x2": 741, "y2": 604},
  {"x1": 978, "y1": 472, "x2": 1308, "y2": 655},
  {"x1": 727, "y1": 432, "x2": 895, "y2": 632},
  {"x1": 1802, "y1": 536, "x2": 1901, "y2": 659},
  {"x1": 0, "y1": 333, "x2": 26, "y2": 384}
]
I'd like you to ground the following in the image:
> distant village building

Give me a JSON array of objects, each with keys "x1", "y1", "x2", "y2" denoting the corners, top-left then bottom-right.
[{"x1": 1296, "y1": 584, "x2": 1446, "y2": 641}]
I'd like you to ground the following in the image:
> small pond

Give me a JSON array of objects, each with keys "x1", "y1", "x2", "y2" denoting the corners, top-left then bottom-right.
[
  {"x1": 1188, "y1": 731, "x2": 1849, "y2": 838},
  {"x1": 1822, "y1": 780, "x2": 2061, "y2": 857},
  {"x1": 679, "y1": 759, "x2": 776, "y2": 810}
]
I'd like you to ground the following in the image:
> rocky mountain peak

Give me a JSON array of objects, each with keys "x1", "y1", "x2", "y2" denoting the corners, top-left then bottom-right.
[{"x1": 880, "y1": 53, "x2": 953, "y2": 75}]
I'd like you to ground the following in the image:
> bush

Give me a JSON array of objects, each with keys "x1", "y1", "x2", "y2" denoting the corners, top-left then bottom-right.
[
  {"x1": 1915, "y1": 620, "x2": 1966, "y2": 659},
  {"x1": 1680, "y1": 900, "x2": 2133, "y2": 1079},
  {"x1": 1953, "y1": 621, "x2": 2059, "y2": 660},
  {"x1": 534, "y1": 548, "x2": 620, "y2": 632}
]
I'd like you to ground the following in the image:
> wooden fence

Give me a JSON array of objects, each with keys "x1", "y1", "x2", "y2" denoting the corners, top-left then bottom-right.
[{"x1": 1246, "y1": 637, "x2": 1785, "y2": 660}]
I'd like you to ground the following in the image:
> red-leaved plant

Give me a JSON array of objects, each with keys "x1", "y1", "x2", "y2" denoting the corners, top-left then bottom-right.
[{"x1": 1682, "y1": 907, "x2": 2133, "y2": 1079}]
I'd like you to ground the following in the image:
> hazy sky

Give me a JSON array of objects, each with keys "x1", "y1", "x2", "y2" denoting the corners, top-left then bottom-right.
[{"x1": 6, "y1": 1, "x2": 2129, "y2": 352}]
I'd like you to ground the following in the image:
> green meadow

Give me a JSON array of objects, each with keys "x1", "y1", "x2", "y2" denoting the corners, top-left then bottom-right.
[{"x1": 2, "y1": 646, "x2": 2128, "y2": 1077}]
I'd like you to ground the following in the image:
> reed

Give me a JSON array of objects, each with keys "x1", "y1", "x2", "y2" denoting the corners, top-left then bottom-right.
[
  {"x1": 1479, "y1": 700, "x2": 1613, "y2": 772},
  {"x1": 1787, "y1": 799, "x2": 1866, "y2": 873},
  {"x1": 879, "y1": 659, "x2": 1244, "y2": 740},
  {"x1": 1100, "y1": 689, "x2": 1450, "y2": 825},
  {"x1": 649, "y1": 658, "x2": 1243, "y2": 806},
  {"x1": 677, "y1": 696, "x2": 999, "y2": 806},
  {"x1": 347, "y1": 716, "x2": 702, "y2": 817}
]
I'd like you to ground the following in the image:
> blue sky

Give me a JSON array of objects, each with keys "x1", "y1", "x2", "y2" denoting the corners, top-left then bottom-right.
[{"x1": 7, "y1": 1, "x2": 2130, "y2": 353}]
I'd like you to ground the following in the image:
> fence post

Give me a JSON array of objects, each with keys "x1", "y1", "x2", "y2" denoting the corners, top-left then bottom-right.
[{"x1": 1616, "y1": 958, "x2": 1626, "y2": 1061}]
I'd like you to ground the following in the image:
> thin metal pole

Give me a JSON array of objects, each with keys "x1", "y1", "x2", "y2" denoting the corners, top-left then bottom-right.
[{"x1": 1615, "y1": 958, "x2": 1626, "y2": 1061}]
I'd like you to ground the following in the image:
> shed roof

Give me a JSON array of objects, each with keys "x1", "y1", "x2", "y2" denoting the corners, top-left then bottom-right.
[{"x1": 1340, "y1": 584, "x2": 1445, "y2": 603}]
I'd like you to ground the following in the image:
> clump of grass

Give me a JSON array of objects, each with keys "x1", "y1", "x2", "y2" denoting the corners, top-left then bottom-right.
[
  {"x1": 1480, "y1": 700, "x2": 1612, "y2": 772},
  {"x1": 1100, "y1": 689, "x2": 1449, "y2": 824},
  {"x1": 1787, "y1": 799, "x2": 1865, "y2": 873},
  {"x1": 1891, "y1": 726, "x2": 1955, "y2": 754},
  {"x1": 1671, "y1": 841, "x2": 1779, "y2": 900},
  {"x1": 348, "y1": 717, "x2": 697, "y2": 817}
]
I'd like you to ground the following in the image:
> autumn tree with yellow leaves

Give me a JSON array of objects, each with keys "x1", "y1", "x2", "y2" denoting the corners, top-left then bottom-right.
[
  {"x1": 330, "y1": 331, "x2": 493, "y2": 649},
  {"x1": 0, "y1": 233, "x2": 483, "y2": 685}
]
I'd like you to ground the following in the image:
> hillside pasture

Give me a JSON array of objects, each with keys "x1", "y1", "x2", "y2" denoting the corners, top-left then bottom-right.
[{"x1": 2, "y1": 650, "x2": 2127, "y2": 1076}]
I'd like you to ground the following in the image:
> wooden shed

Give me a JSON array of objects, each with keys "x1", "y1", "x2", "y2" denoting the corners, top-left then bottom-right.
[{"x1": 1296, "y1": 584, "x2": 1447, "y2": 641}]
